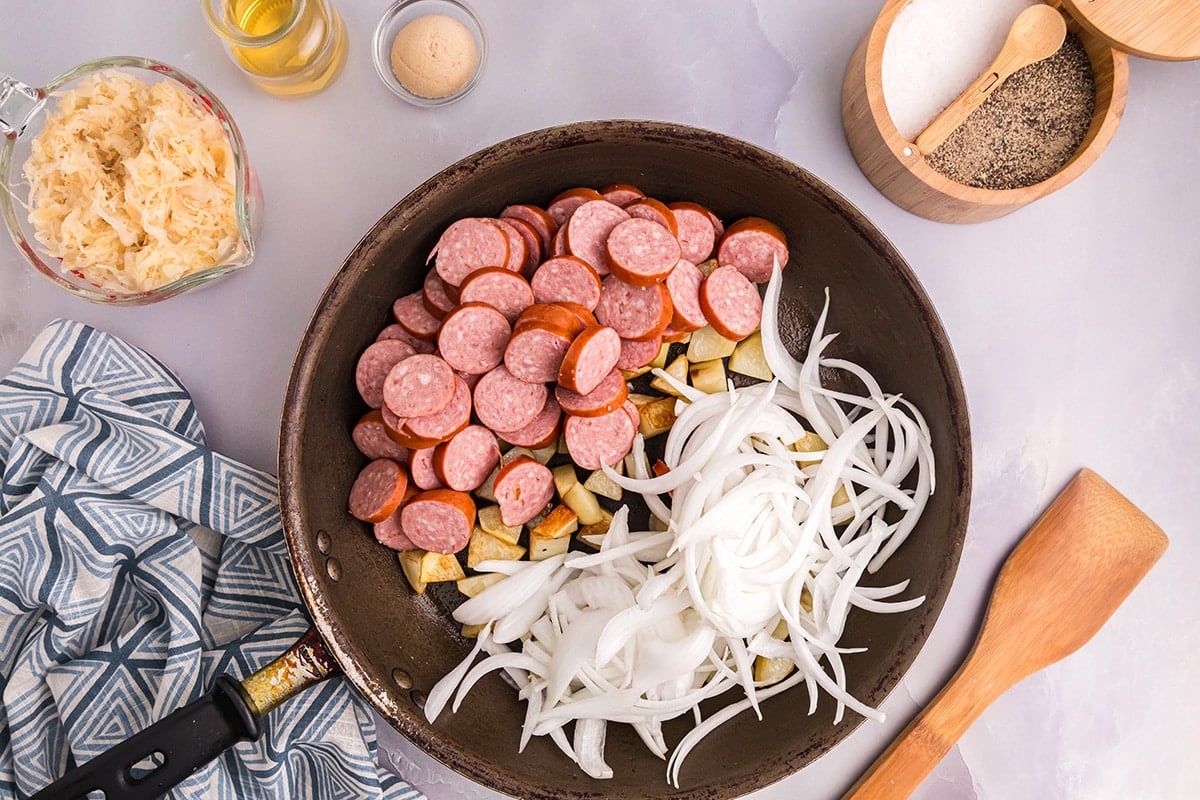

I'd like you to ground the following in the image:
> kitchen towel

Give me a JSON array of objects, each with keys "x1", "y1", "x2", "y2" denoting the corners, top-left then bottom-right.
[{"x1": 0, "y1": 319, "x2": 424, "y2": 800}]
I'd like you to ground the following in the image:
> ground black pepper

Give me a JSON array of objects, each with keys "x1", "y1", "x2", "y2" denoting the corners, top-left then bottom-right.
[{"x1": 926, "y1": 32, "x2": 1095, "y2": 190}]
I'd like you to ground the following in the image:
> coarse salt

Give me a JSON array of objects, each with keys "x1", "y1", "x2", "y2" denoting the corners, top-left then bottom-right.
[{"x1": 881, "y1": 0, "x2": 1039, "y2": 140}]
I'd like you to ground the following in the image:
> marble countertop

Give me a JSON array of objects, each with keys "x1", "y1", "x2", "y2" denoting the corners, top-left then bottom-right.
[{"x1": 1, "y1": 2, "x2": 1196, "y2": 798}]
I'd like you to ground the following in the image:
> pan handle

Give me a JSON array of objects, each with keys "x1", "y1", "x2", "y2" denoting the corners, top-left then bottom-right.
[{"x1": 31, "y1": 626, "x2": 340, "y2": 800}]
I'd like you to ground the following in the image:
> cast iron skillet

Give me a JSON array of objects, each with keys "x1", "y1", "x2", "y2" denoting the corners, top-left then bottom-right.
[{"x1": 33, "y1": 121, "x2": 971, "y2": 800}]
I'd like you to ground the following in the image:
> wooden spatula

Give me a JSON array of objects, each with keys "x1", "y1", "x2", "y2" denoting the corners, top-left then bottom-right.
[{"x1": 844, "y1": 468, "x2": 1168, "y2": 799}]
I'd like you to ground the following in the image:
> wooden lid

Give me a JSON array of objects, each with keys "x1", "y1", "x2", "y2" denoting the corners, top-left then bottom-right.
[{"x1": 1059, "y1": 0, "x2": 1200, "y2": 61}]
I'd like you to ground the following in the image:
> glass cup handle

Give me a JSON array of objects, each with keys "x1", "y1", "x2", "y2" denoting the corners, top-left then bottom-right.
[{"x1": 0, "y1": 74, "x2": 45, "y2": 138}]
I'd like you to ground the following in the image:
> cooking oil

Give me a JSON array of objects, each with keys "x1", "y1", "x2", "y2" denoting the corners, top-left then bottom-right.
[{"x1": 204, "y1": 0, "x2": 347, "y2": 97}]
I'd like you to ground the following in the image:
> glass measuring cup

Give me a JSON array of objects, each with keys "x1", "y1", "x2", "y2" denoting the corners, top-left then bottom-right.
[
  {"x1": 0, "y1": 57, "x2": 262, "y2": 305},
  {"x1": 201, "y1": 0, "x2": 348, "y2": 97}
]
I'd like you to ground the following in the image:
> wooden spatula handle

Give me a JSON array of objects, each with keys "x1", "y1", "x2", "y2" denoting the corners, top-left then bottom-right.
[{"x1": 842, "y1": 652, "x2": 1005, "y2": 799}]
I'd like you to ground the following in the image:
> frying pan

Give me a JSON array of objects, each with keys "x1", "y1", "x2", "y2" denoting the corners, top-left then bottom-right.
[{"x1": 34, "y1": 121, "x2": 971, "y2": 800}]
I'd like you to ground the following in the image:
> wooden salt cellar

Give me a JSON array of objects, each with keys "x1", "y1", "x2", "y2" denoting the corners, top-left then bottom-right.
[{"x1": 842, "y1": 0, "x2": 1200, "y2": 223}]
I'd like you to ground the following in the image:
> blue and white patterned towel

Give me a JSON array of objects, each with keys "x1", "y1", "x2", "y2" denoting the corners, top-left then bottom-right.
[{"x1": 0, "y1": 319, "x2": 425, "y2": 800}]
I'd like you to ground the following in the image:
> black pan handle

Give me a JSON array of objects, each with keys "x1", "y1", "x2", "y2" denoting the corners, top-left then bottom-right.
[{"x1": 31, "y1": 627, "x2": 339, "y2": 800}]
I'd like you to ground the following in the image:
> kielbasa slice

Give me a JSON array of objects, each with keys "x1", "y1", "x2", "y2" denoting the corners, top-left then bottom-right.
[
  {"x1": 433, "y1": 424, "x2": 501, "y2": 492},
  {"x1": 497, "y1": 216, "x2": 543, "y2": 276},
  {"x1": 491, "y1": 218, "x2": 529, "y2": 273},
  {"x1": 605, "y1": 218, "x2": 682, "y2": 286},
  {"x1": 668, "y1": 202, "x2": 718, "y2": 264},
  {"x1": 382, "y1": 354, "x2": 457, "y2": 418},
  {"x1": 716, "y1": 217, "x2": 789, "y2": 283},
  {"x1": 504, "y1": 323, "x2": 573, "y2": 385},
  {"x1": 564, "y1": 200, "x2": 630, "y2": 276},
  {"x1": 437, "y1": 302, "x2": 512, "y2": 375},
  {"x1": 547, "y1": 187, "x2": 605, "y2": 226},
  {"x1": 493, "y1": 456, "x2": 556, "y2": 527},
  {"x1": 458, "y1": 266, "x2": 535, "y2": 324},
  {"x1": 473, "y1": 365, "x2": 549, "y2": 433},
  {"x1": 355, "y1": 338, "x2": 415, "y2": 409},
  {"x1": 434, "y1": 217, "x2": 511, "y2": 287},
  {"x1": 393, "y1": 292, "x2": 443, "y2": 340},
  {"x1": 595, "y1": 277, "x2": 673, "y2": 341},
  {"x1": 423, "y1": 270, "x2": 458, "y2": 319},
  {"x1": 400, "y1": 489, "x2": 476, "y2": 554},
  {"x1": 348, "y1": 458, "x2": 410, "y2": 523},
  {"x1": 500, "y1": 203, "x2": 558, "y2": 253},
  {"x1": 499, "y1": 393, "x2": 563, "y2": 449},
  {"x1": 624, "y1": 197, "x2": 679, "y2": 237},
  {"x1": 555, "y1": 367, "x2": 629, "y2": 418},
  {"x1": 616, "y1": 336, "x2": 662, "y2": 371},
  {"x1": 599, "y1": 183, "x2": 645, "y2": 207},
  {"x1": 564, "y1": 406, "x2": 638, "y2": 470},
  {"x1": 558, "y1": 325, "x2": 622, "y2": 396},
  {"x1": 530, "y1": 255, "x2": 602, "y2": 310},
  {"x1": 352, "y1": 409, "x2": 412, "y2": 462},
  {"x1": 374, "y1": 503, "x2": 419, "y2": 552},
  {"x1": 409, "y1": 446, "x2": 446, "y2": 490},
  {"x1": 405, "y1": 373, "x2": 472, "y2": 441},
  {"x1": 699, "y1": 265, "x2": 763, "y2": 342},
  {"x1": 665, "y1": 258, "x2": 708, "y2": 331}
]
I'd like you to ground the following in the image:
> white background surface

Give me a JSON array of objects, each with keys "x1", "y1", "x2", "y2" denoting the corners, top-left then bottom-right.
[{"x1": 1, "y1": 2, "x2": 1197, "y2": 798}]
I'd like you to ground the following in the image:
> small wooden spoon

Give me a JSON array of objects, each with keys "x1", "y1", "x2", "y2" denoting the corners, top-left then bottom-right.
[
  {"x1": 844, "y1": 469, "x2": 1168, "y2": 799},
  {"x1": 915, "y1": 4, "x2": 1067, "y2": 155}
]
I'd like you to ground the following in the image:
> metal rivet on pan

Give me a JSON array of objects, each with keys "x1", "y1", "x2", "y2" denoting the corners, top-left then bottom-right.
[
  {"x1": 392, "y1": 668, "x2": 413, "y2": 689},
  {"x1": 410, "y1": 689, "x2": 426, "y2": 709},
  {"x1": 316, "y1": 529, "x2": 331, "y2": 554},
  {"x1": 326, "y1": 557, "x2": 342, "y2": 581}
]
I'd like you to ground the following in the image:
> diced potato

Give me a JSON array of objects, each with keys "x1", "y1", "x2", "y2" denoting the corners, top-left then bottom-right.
[
  {"x1": 477, "y1": 504, "x2": 521, "y2": 545},
  {"x1": 627, "y1": 392, "x2": 660, "y2": 408},
  {"x1": 754, "y1": 618, "x2": 796, "y2": 685},
  {"x1": 728, "y1": 331, "x2": 774, "y2": 381},
  {"x1": 529, "y1": 504, "x2": 579, "y2": 540},
  {"x1": 583, "y1": 468, "x2": 623, "y2": 501},
  {"x1": 556, "y1": 434, "x2": 570, "y2": 455},
  {"x1": 622, "y1": 366, "x2": 651, "y2": 380},
  {"x1": 650, "y1": 354, "x2": 689, "y2": 398},
  {"x1": 686, "y1": 325, "x2": 737, "y2": 362},
  {"x1": 801, "y1": 586, "x2": 813, "y2": 614},
  {"x1": 648, "y1": 514, "x2": 669, "y2": 532},
  {"x1": 637, "y1": 396, "x2": 678, "y2": 438},
  {"x1": 789, "y1": 433, "x2": 849, "y2": 507},
  {"x1": 530, "y1": 442, "x2": 558, "y2": 464},
  {"x1": 456, "y1": 571, "x2": 506, "y2": 597},
  {"x1": 397, "y1": 551, "x2": 427, "y2": 595},
  {"x1": 529, "y1": 529, "x2": 571, "y2": 561},
  {"x1": 461, "y1": 622, "x2": 488, "y2": 639},
  {"x1": 579, "y1": 507, "x2": 614, "y2": 539},
  {"x1": 650, "y1": 342, "x2": 671, "y2": 370},
  {"x1": 474, "y1": 464, "x2": 501, "y2": 502},
  {"x1": 695, "y1": 258, "x2": 719, "y2": 276},
  {"x1": 562, "y1": 482, "x2": 604, "y2": 525},
  {"x1": 467, "y1": 527, "x2": 526, "y2": 569},
  {"x1": 398, "y1": 549, "x2": 465, "y2": 594},
  {"x1": 688, "y1": 359, "x2": 726, "y2": 394},
  {"x1": 551, "y1": 464, "x2": 579, "y2": 498}
]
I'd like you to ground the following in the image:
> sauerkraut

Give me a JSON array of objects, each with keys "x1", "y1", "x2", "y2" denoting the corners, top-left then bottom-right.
[{"x1": 23, "y1": 71, "x2": 240, "y2": 293}]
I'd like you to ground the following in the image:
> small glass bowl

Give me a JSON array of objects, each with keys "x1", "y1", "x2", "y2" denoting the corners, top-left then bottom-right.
[
  {"x1": 0, "y1": 56, "x2": 262, "y2": 305},
  {"x1": 372, "y1": 0, "x2": 487, "y2": 107}
]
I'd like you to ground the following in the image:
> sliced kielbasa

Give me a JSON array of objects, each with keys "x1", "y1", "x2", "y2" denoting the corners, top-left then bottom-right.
[
  {"x1": 547, "y1": 187, "x2": 604, "y2": 226},
  {"x1": 376, "y1": 323, "x2": 437, "y2": 354},
  {"x1": 348, "y1": 458, "x2": 410, "y2": 523},
  {"x1": 382, "y1": 354, "x2": 457, "y2": 418},
  {"x1": 458, "y1": 266, "x2": 535, "y2": 324},
  {"x1": 473, "y1": 365, "x2": 548, "y2": 433},
  {"x1": 499, "y1": 393, "x2": 563, "y2": 449},
  {"x1": 392, "y1": 292, "x2": 443, "y2": 340},
  {"x1": 433, "y1": 425, "x2": 501, "y2": 492},
  {"x1": 668, "y1": 201, "x2": 718, "y2": 264},
  {"x1": 699, "y1": 265, "x2": 763, "y2": 341},
  {"x1": 563, "y1": 405, "x2": 638, "y2": 470},
  {"x1": 555, "y1": 367, "x2": 629, "y2": 418},
  {"x1": 405, "y1": 373, "x2": 472, "y2": 441},
  {"x1": 595, "y1": 277, "x2": 673, "y2": 341},
  {"x1": 355, "y1": 338, "x2": 415, "y2": 409},
  {"x1": 493, "y1": 456, "x2": 556, "y2": 527},
  {"x1": 558, "y1": 325, "x2": 622, "y2": 396},
  {"x1": 500, "y1": 203, "x2": 558, "y2": 253},
  {"x1": 564, "y1": 200, "x2": 630, "y2": 276},
  {"x1": 530, "y1": 255, "x2": 602, "y2": 310},
  {"x1": 716, "y1": 217, "x2": 789, "y2": 283},
  {"x1": 352, "y1": 409, "x2": 412, "y2": 462},
  {"x1": 400, "y1": 489, "x2": 476, "y2": 554},
  {"x1": 434, "y1": 217, "x2": 511, "y2": 287},
  {"x1": 437, "y1": 302, "x2": 512, "y2": 375},
  {"x1": 605, "y1": 217, "x2": 681, "y2": 286},
  {"x1": 665, "y1": 258, "x2": 708, "y2": 331},
  {"x1": 624, "y1": 197, "x2": 679, "y2": 237}
]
